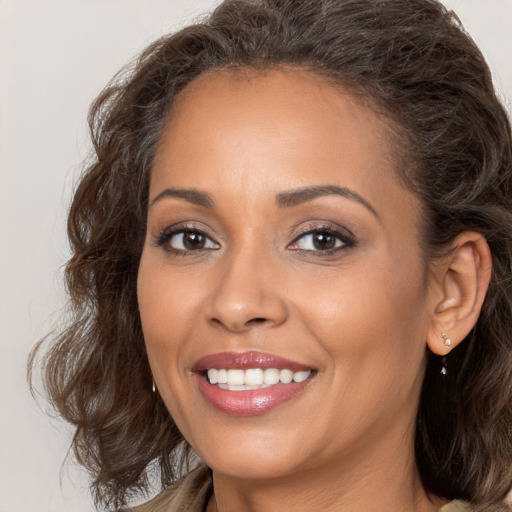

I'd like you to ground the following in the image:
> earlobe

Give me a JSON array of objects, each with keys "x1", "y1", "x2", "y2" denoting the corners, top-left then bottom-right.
[{"x1": 426, "y1": 232, "x2": 492, "y2": 356}]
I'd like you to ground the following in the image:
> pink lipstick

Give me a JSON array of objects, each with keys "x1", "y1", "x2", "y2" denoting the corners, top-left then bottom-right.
[{"x1": 193, "y1": 351, "x2": 315, "y2": 416}]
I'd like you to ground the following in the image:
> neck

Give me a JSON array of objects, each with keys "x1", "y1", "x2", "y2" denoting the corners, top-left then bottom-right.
[{"x1": 206, "y1": 426, "x2": 447, "y2": 512}]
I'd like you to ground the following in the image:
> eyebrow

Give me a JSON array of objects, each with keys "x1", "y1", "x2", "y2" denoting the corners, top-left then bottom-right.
[
  {"x1": 150, "y1": 188, "x2": 214, "y2": 208},
  {"x1": 150, "y1": 184, "x2": 378, "y2": 218},
  {"x1": 276, "y1": 185, "x2": 379, "y2": 217}
]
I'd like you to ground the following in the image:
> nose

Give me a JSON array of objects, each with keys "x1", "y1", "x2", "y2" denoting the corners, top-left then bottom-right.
[{"x1": 204, "y1": 248, "x2": 288, "y2": 333}]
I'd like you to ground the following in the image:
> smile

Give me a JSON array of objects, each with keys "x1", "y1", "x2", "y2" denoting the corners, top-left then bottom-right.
[
  {"x1": 193, "y1": 351, "x2": 316, "y2": 415},
  {"x1": 206, "y1": 368, "x2": 312, "y2": 390}
]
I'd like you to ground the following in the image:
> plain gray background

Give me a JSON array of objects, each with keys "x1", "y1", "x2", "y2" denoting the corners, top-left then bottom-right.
[{"x1": 1, "y1": 1, "x2": 511, "y2": 511}]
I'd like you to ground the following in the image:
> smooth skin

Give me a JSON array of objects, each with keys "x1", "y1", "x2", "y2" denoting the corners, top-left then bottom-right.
[{"x1": 137, "y1": 69, "x2": 491, "y2": 512}]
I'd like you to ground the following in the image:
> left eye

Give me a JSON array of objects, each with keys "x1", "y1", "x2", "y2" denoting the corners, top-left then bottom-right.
[
  {"x1": 166, "y1": 230, "x2": 219, "y2": 251},
  {"x1": 289, "y1": 230, "x2": 347, "y2": 251}
]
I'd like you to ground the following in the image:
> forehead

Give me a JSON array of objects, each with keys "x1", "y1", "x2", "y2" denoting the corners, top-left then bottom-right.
[
  {"x1": 151, "y1": 68, "x2": 411, "y2": 215},
  {"x1": 160, "y1": 68, "x2": 394, "y2": 162}
]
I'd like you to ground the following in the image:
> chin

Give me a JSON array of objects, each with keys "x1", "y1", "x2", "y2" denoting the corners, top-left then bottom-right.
[
  {"x1": 186, "y1": 418, "x2": 314, "y2": 481},
  {"x1": 204, "y1": 451, "x2": 304, "y2": 481}
]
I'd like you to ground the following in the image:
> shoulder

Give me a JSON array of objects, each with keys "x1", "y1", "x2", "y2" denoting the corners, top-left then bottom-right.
[
  {"x1": 126, "y1": 464, "x2": 212, "y2": 512},
  {"x1": 439, "y1": 501, "x2": 512, "y2": 512},
  {"x1": 439, "y1": 502, "x2": 473, "y2": 512}
]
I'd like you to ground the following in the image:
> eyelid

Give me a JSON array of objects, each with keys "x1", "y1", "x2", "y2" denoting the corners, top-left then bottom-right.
[
  {"x1": 152, "y1": 221, "x2": 356, "y2": 256},
  {"x1": 154, "y1": 223, "x2": 220, "y2": 253},
  {"x1": 169, "y1": 231, "x2": 220, "y2": 251},
  {"x1": 287, "y1": 223, "x2": 356, "y2": 252}
]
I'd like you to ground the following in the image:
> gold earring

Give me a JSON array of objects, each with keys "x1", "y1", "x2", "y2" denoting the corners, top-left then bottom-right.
[{"x1": 152, "y1": 379, "x2": 156, "y2": 393}]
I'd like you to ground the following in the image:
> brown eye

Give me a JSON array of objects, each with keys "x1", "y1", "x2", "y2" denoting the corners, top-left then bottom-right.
[
  {"x1": 289, "y1": 229, "x2": 347, "y2": 252},
  {"x1": 311, "y1": 232, "x2": 336, "y2": 250},
  {"x1": 182, "y1": 230, "x2": 206, "y2": 250},
  {"x1": 164, "y1": 229, "x2": 220, "y2": 252}
]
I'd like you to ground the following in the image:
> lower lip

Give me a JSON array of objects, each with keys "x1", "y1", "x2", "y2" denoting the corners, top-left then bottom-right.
[{"x1": 196, "y1": 375, "x2": 314, "y2": 416}]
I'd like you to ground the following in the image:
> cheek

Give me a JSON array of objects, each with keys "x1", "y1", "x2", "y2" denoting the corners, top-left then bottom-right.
[
  {"x1": 292, "y1": 261, "x2": 429, "y2": 441},
  {"x1": 292, "y1": 253, "x2": 430, "y2": 381},
  {"x1": 137, "y1": 253, "x2": 202, "y2": 426},
  {"x1": 138, "y1": 248, "x2": 205, "y2": 327},
  {"x1": 137, "y1": 255, "x2": 189, "y2": 370}
]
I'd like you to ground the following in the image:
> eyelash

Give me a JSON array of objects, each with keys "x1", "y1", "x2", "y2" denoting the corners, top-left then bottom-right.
[
  {"x1": 155, "y1": 224, "x2": 356, "y2": 256},
  {"x1": 287, "y1": 225, "x2": 356, "y2": 256},
  {"x1": 155, "y1": 224, "x2": 220, "y2": 256}
]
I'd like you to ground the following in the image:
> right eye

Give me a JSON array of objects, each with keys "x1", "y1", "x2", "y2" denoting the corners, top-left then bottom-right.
[{"x1": 158, "y1": 228, "x2": 220, "y2": 253}]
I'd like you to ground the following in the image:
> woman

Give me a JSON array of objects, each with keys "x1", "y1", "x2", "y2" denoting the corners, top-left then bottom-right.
[{"x1": 32, "y1": 0, "x2": 512, "y2": 511}]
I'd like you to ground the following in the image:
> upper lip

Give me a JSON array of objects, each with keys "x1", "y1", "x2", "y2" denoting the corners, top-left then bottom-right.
[{"x1": 193, "y1": 351, "x2": 314, "y2": 372}]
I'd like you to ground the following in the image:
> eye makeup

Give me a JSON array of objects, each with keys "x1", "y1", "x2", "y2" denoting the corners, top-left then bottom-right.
[{"x1": 287, "y1": 223, "x2": 356, "y2": 256}]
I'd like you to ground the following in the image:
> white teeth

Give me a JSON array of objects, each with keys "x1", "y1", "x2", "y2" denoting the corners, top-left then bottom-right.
[
  {"x1": 226, "y1": 369, "x2": 245, "y2": 386},
  {"x1": 263, "y1": 368, "x2": 280, "y2": 385},
  {"x1": 207, "y1": 369, "x2": 218, "y2": 384},
  {"x1": 244, "y1": 368, "x2": 264, "y2": 386},
  {"x1": 293, "y1": 370, "x2": 311, "y2": 383},
  {"x1": 280, "y1": 369, "x2": 294, "y2": 384},
  {"x1": 206, "y1": 368, "x2": 312, "y2": 388},
  {"x1": 228, "y1": 384, "x2": 247, "y2": 391},
  {"x1": 217, "y1": 369, "x2": 227, "y2": 384}
]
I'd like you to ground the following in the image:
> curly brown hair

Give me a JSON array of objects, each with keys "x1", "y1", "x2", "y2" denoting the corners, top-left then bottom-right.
[{"x1": 30, "y1": 0, "x2": 512, "y2": 510}]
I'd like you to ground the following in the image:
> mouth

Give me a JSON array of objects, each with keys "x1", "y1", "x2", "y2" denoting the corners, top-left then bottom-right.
[
  {"x1": 205, "y1": 367, "x2": 312, "y2": 390},
  {"x1": 192, "y1": 351, "x2": 316, "y2": 415}
]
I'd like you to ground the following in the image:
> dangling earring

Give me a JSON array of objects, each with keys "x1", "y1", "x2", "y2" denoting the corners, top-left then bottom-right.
[
  {"x1": 152, "y1": 379, "x2": 156, "y2": 393},
  {"x1": 440, "y1": 333, "x2": 451, "y2": 375},
  {"x1": 440, "y1": 356, "x2": 448, "y2": 375}
]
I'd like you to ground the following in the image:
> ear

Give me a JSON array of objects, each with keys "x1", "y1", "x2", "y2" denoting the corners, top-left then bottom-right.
[{"x1": 426, "y1": 231, "x2": 492, "y2": 356}]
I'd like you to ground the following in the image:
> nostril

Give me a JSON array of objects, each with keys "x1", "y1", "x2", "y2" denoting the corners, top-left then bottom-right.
[
  {"x1": 247, "y1": 317, "x2": 267, "y2": 325},
  {"x1": 208, "y1": 316, "x2": 268, "y2": 331}
]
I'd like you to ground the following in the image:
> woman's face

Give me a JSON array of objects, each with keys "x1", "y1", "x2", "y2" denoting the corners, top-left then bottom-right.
[{"x1": 138, "y1": 69, "x2": 434, "y2": 481}]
